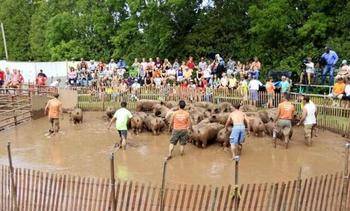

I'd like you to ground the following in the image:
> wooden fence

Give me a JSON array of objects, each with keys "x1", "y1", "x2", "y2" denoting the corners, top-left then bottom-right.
[
  {"x1": 0, "y1": 165, "x2": 349, "y2": 211},
  {"x1": 0, "y1": 95, "x2": 31, "y2": 131}
]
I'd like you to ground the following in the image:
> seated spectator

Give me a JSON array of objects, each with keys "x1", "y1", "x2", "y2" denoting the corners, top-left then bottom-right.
[
  {"x1": 50, "y1": 79, "x2": 61, "y2": 88},
  {"x1": 68, "y1": 67, "x2": 77, "y2": 85},
  {"x1": 228, "y1": 75, "x2": 237, "y2": 89},
  {"x1": 0, "y1": 69, "x2": 4, "y2": 87},
  {"x1": 342, "y1": 78, "x2": 350, "y2": 108},
  {"x1": 299, "y1": 57, "x2": 315, "y2": 85},
  {"x1": 89, "y1": 60, "x2": 97, "y2": 72},
  {"x1": 248, "y1": 76, "x2": 262, "y2": 107},
  {"x1": 154, "y1": 75, "x2": 162, "y2": 88},
  {"x1": 172, "y1": 59, "x2": 180, "y2": 70},
  {"x1": 155, "y1": 57, "x2": 162, "y2": 70},
  {"x1": 108, "y1": 59, "x2": 117, "y2": 71},
  {"x1": 186, "y1": 56, "x2": 195, "y2": 69},
  {"x1": 144, "y1": 75, "x2": 153, "y2": 87},
  {"x1": 148, "y1": 58, "x2": 155, "y2": 70},
  {"x1": 337, "y1": 60, "x2": 350, "y2": 80},
  {"x1": 220, "y1": 73, "x2": 228, "y2": 88},
  {"x1": 198, "y1": 57, "x2": 207, "y2": 73},
  {"x1": 250, "y1": 57, "x2": 261, "y2": 76},
  {"x1": 226, "y1": 58, "x2": 235, "y2": 76},
  {"x1": 203, "y1": 66, "x2": 212, "y2": 82},
  {"x1": 36, "y1": 69, "x2": 47, "y2": 86},
  {"x1": 9, "y1": 69, "x2": 20, "y2": 88},
  {"x1": 163, "y1": 58, "x2": 172, "y2": 70},
  {"x1": 328, "y1": 77, "x2": 345, "y2": 99}
]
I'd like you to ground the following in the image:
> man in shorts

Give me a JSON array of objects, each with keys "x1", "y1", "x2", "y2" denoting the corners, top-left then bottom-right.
[
  {"x1": 108, "y1": 101, "x2": 133, "y2": 150},
  {"x1": 248, "y1": 76, "x2": 262, "y2": 107},
  {"x1": 297, "y1": 96, "x2": 317, "y2": 146},
  {"x1": 166, "y1": 100, "x2": 192, "y2": 160},
  {"x1": 225, "y1": 103, "x2": 250, "y2": 159},
  {"x1": 274, "y1": 94, "x2": 295, "y2": 144},
  {"x1": 45, "y1": 93, "x2": 62, "y2": 135}
]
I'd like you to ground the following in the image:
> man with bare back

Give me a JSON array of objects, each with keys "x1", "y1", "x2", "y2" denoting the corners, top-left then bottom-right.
[{"x1": 225, "y1": 103, "x2": 250, "y2": 159}]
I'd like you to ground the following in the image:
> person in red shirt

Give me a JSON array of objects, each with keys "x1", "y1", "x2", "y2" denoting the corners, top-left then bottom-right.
[
  {"x1": 186, "y1": 56, "x2": 195, "y2": 69},
  {"x1": 167, "y1": 100, "x2": 192, "y2": 160},
  {"x1": 0, "y1": 69, "x2": 5, "y2": 87}
]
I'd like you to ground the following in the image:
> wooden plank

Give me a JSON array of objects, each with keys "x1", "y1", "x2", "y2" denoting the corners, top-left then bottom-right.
[
  {"x1": 40, "y1": 172, "x2": 49, "y2": 211},
  {"x1": 72, "y1": 176, "x2": 81, "y2": 211},
  {"x1": 298, "y1": 178, "x2": 307, "y2": 210},
  {"x1": 302, "y1": 177, "x2": 313, "y2": 210},
  {"x1": 147, "y1": 184, "x2": 158, "y2": 211},
  {"x1": 173, "y1": 184, "x2": 181, "y2": 211},
  {"x1": 192, "y1": 184, "x2": 200, "y2": 211},
  {"x1": 309, "y1": 176, "x2": 318, "y2": 211},
  {"x1": 131, "y1": 182, "x2": 139, "y2": 211},
  {"x1": 222, "y1": 185, "x2": 231, "y2": 211},
  {"x1": 197, "y1": 185, "x2": 206, "y2": 211},
  {"x1": 319, "y1": 174, "x2": 328, "y2": 210},
  {"x1": 281, "y1": 181, "x2": 291, "y2": 211},
  {"x1": 259, "y1": 183, "x2": 268, "y2": 211},
  {"x1": 125, "y1": 181, "x2": 133, "y2": 211},
  {"x1": 247, "y1": 183, "x2": 256, "y2": 210},
  {"x1": 119, "y1": 180, "x2": 127, "y2": 210},
  {"x1": 186, "y1": 184, "x2": 195, "y2": 210},
  {"x1": 270, "y1": 183, "x2": 279, "y2": 211},
  {"x1": 314, "y1": 175, "x2": 324, "y2": 210},
  {"x1": 143, "y1": 182, "x2": 151, "y2": 211},
  {"x1": 204, "y1": 186, "x2": 212, "y2": 210},
  {"x1": 276, "y1": 182, "x2": 285, "y2": 211},
  {"x1": 136, "y1": 183, "x2": 145, "y2": 211},
  {"x1": 49, "y1": 174, "x2": 58, "y2": 211},
  {"x1": 252, "y1": 183, "x2": 261, "y2": 211},
  {"x1": 323, "y1": 174, "x2": 333, "y2": 210}
]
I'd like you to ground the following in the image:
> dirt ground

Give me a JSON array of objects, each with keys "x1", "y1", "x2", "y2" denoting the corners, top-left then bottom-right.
[{"x1": 0, "y1": 112, "x2": 347, "y2": 185}]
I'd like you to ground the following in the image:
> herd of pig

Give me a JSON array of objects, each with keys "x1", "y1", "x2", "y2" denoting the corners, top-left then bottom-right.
[{"x1": 103, "y1": 100, "x2": 296, "y2": 149}]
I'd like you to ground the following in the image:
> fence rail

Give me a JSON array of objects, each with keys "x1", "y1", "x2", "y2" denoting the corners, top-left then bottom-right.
[{"x1": 0, "y1": 165, "x2": 349, "y2": 211}]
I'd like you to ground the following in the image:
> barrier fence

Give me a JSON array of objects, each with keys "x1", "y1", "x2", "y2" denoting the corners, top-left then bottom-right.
[
  {"x1": 0, "y1": 165, "x2": 349, "y2": 211},
  {"x1": 76, "y1": 87, "x2": 350, "y2": 138}
]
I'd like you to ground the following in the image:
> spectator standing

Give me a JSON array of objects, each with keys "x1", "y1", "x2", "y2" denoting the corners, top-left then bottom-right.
[
  {"x1": 186, "y1": 56, "x2": 195, "y2": 69},
  {"x1": 248, "y1": 76, "x2": 262, "y2": 107},
  {"x1": 297, "y1": 96, "x2": 317, "y2": 146},
  {"x1": 36, "y1": 69, "x2": 48, "y2": 86},
  {"x1": 280, "y1": 76, "x2": 290, "y2": 95},
  {"x1": 50, "y1": 79, "x2": 61, "y2": 88},
  {"x1": 226, "y1": 58, "x2": 236, "y2": 76},
  {"x1": 266, "y1": 77, "x2": 275, "y2": 108},
  {"x1": 300, "y1": 57, "x2": 315, "y2": 85},
  {"x1": 250, "y1": 57, "x2": 261, "y2": 79},
  {"x1": 321, "y1": 47, "x2": 338, "y2": 85},
  {"x1": 198, "y1": 57, "x2": 208, "y2": 73},
  {"x1": 68, "y1": 67, "x2": 77, "y2": 85},
  {"x1": 89, "y1": 60, "x2": 96, "y2": 72},
  {"x1": 108, "y1": 59, "x2": 117, "y2": 71},
  {"x1": 220, "y1": 73, "x2": 228, "y2": 88},
  {"x1": 173, "y1": 59, "x2": 180, "y2": 70}
]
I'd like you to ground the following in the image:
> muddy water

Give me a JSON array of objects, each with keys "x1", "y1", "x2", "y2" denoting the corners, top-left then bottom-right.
[{"x1": 0, "y1": 112, "x2": 346, "y2": 185}]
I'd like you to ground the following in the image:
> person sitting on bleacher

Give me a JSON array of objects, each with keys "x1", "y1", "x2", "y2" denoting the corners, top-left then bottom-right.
[
  {"x1": 36, "y1": 69, "x2": 47, "y2": 86},
  {"x1": 342, "y1": 78, "x2": 350, "y2": 108},
  {"x1": 328, "y1": 77, "x2": 345, "y2": 100}
]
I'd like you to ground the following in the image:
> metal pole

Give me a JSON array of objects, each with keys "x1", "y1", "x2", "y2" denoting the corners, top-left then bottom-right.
[
  {"x1": 7, "y1": 142, "x2": 19, "y2": 211},
  {"x1": 1, "y1": 22, "x2": 8, "y2": 60},
  {"x1": 234, "y1": 155, "x2": 240, "y2": 211},
  {"x1": 110, "y1": 153, "x2": 116, "y2": 211},
  {"x1": 294, "y1": 167, "x2": 302, "y2": 211},
  {"x1": 340, "y1": 143, "x2": 350, "y2": 211},
  {"x1": 159, "y1": 160, "x2": 167, "y2": 211}
]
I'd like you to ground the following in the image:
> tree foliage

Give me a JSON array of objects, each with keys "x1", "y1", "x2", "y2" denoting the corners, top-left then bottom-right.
[{"x1": 0, "y1": 0, "x2": 348, "y2": 73}]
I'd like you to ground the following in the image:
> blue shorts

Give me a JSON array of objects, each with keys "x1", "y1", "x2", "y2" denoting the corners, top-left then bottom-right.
[{"x1": 230, "y1": 124, "x2": 246, "y2": 145}]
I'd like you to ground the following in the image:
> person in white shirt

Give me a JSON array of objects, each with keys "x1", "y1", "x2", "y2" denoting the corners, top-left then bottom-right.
[
  {"x1": 220, "y1": 73, "x2": 228, "y2": 88},
  {"x1": 248, "y1": 76, "x2": 262, "y2": 106},
  {"x1": 50, "y1": 79, "x2": 61, "y2": 88},
  {"x1": 297, "y1": 96, "x2": 317, "y2": 146},
  {"x1": 108, "y1": 59, "x2": 117, "y2": 71},
  {"x1": 300, "y1": 57, "x2": 315, "y2": 85}
]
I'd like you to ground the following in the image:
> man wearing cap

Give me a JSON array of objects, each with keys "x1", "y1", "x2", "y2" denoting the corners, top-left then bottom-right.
[
  {"x1": 166, "y1": 100, "x2": 192, "y2": 160},
  {"x1": 321, "y1": 47, "x2": 338, "y2": 85}
]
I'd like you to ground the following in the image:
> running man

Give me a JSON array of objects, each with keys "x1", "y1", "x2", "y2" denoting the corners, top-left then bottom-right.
[
  {"x1": 166, "y1": 100, "x2": 191, "y2": 160},
  {"x1": 297, "y1": 96, "x2": 317, "y2": 146},
  {"x1": 44, "y1": 93, "x2": 62, "y2": 135},
  {"x1": 225, "y1": 103, "x2": 250, "y2": 159},
  {"x1": 108, "y1": 102, "x2": 133, "y2": 150}
]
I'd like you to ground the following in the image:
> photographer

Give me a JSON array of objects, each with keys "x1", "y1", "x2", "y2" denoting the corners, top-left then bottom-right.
[{"x1": 299, "y1": 57, "x2": 315, "y2": 85}]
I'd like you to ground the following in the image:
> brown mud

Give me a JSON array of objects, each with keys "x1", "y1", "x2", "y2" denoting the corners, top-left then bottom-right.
[{"x1": 0, "y1": 112, "x2": 346, "y2": 185}]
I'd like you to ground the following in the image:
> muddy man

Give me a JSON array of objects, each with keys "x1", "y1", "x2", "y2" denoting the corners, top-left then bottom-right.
[{"x1": 44, "y1": 93, "x2": 62, "y2": 135}]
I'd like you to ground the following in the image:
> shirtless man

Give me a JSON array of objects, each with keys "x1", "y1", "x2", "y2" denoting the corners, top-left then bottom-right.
[
  {"x1": 44, "y1": 93, "x2": 62, "y2": 135},
  {"x1": 225, "y1": 103, "x2": 250, "y2": 159}
]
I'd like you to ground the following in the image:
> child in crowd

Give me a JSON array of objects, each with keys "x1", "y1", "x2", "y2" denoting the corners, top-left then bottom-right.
[{"x1": 266, "y1": 77, "x2": 275, "y2": 108}]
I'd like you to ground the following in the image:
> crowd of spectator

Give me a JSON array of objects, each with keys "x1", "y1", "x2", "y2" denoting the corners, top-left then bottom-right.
[{"x1": 0, "y1": 68, "x2": 25, "y2": 89}]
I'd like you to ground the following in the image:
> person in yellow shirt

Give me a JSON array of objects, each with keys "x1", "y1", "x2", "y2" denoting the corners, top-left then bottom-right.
[{"x1": 328, "y1": 77, "x2": 345, "y2": 99}]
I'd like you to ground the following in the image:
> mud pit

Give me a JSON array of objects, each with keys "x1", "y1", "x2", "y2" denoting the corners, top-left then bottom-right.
[{"x1": 0, "y1": 112, "x2": 346, "y2": 185}]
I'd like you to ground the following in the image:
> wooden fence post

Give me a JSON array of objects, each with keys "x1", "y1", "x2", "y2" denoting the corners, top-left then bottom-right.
[
  {"x1": 340, "y1": 143, "x2": 350, "y2": 211},
  {"x1": 294, "y1": 167, "x2": 302, "y2": 211},
  {"x1": 233, "y1": 155, "x2": 240, "y2": 211},
  {"x1": 7, "y1": 141, "x2": 19, "y2": 211},
  {"x1": 159, "y1": 160, "x2": 167, "y2": 211},
  {"x1": 110, "y1": 153, "x2": 117, "y2": 211}
]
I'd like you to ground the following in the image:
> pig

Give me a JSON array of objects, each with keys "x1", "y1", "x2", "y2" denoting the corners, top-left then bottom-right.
[
  {"x1": 273, "y1": 126, "x2": 293, "y2": 149},
  {"x1": 194, "y1": 102, "x2": 216, "y2": 113},
  {"x1": 165, "y1": 101, "x2": 178, "y2": 109},
  {"x1": 71, "y1": 108, "x2": 83, "y2": 124},
  {"x1": 105, "y1": 106, "x2": 115, "y2": 119},
  {"x1": 209, "y1": 113, "x2": 230, "y2": 125},
  {"x1": 258, "y1": 110, "x2": 269, "y2": 124},
  {"x1": 190, "y1": 110, "x2": 205, "y2": 125},
  {"x1": 136, "y1": 100, "x2": 160, "y2": 112},
  {"x1": 240, "y1": 104, "x2": 257, "y2": 112},
  {"x1": 247, "y1": 116, "x2": 265, "y2": 136},
  {"x1": 153, "y1": 104, "x2": 170, "y2": 118},
  {"x1": 218, "y1": 102, "x2": 233, "y2": 113},
  {"x1": 191, "y1": 123, "x2": 224, "y2": 148},
  {"x1": 217, "y1": 127, "x2": 232, "y2": 147},
  {"x1": 130, "y1": 114, "x2": 144, "y2": 135},
  {"x1": 267, "y1": 108, "x2": 278, "y2": 120},
  {"x1": 264, "y1": 118, "x2": 275, "y2": 136},
  {"x1": 144, "y1": 115, "x2": 165, "y2": 135}
]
